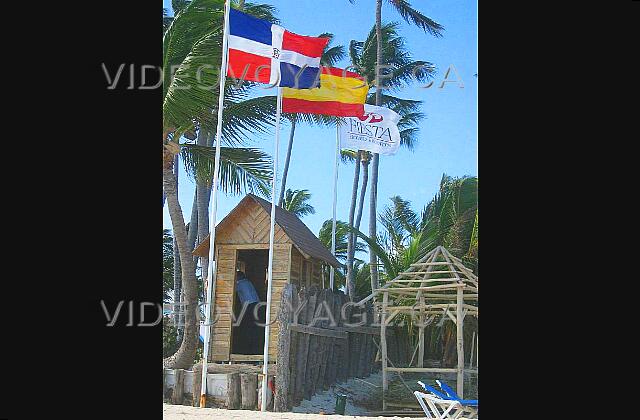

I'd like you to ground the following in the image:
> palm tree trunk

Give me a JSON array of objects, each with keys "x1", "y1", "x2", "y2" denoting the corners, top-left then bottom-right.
[
  {"x1": 196, "y1": 129, "x2": 213, "y2": 277},
  {"x1": 355, "y1": 158, "x2": 373, "y2": 295},
  {"x1": 354, "y1": 158, "x2": 368, "y2": 241},
  {"x1": 176, "y1": 190, "x2": 199, "y2": 343},
  {"x1": 172, "y1": 156, "x2": 181, "y2": 332},
  {"x1": 163, "y1": 165, "x2": 199, "y2": 369},
  {"x1": 369, "y1": 0, "x2": 383, "y2": 291},
  {"x1": 345, "y1": 151, "x2": 361, "y2": 299},
  {"x1": 196, "y1": 183, "x2": 211, "y2": 275},
  {"x1": 172, "y1": 234, "x2": 181, "y2": 327},
  {"x1": 278, "y1": 120, "x2": 296, "y2": 207}
]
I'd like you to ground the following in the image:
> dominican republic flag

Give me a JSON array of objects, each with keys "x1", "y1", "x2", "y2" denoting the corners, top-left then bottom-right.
[{"x1": 227, "y1": 8, "x2": 329, "y2": 88}]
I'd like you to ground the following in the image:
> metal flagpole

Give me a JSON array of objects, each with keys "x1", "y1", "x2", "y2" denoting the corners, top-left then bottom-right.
[
  {"x1": 200, "y1": 0, "x2": 231, "y2": 408},
  {"x1": 261, "y1": 87, "x2": 282, "y2": 411},
  {"x1": 329, "y1": 124, "x2": 340, "y2": 290}
]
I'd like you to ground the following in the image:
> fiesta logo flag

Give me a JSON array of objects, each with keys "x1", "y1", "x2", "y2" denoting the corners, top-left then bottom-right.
[
  {"x1": 282, "y1": 67, "x2": 368, "y2": 117},
  {"x1": 227, "y1": 8, "x2": 329, "y2": 88},
  {"x1": 339, "y1": 104, "x2": 401, "y2": 155}
]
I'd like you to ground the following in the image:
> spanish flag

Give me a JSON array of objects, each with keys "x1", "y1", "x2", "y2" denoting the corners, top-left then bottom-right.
[{"x1": 282, "y1": 67, "x2": 368, "y2": 117}]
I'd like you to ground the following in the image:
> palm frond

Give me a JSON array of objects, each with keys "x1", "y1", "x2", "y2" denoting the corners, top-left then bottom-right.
[
  {"x1": 180, "y1": 144, "x2": 272, "y2": 197},
  {"x1": 349, "y1": 40, "x2": 363, "y2": 67},
  {"x1": 347, "y1": 225, "x2": 398, "y2": 280},
  {"x1": 283, "y1": 189, "x2": 316, "y2": 218},
  {"x1": 317, "y1": 33, "x2": 347, "y2": 67},
  {"x1": 387, "y1": 0, "x2": 444, "y2": 37},
  {"x1": 239, "y1": 2, "x2": 279, "y2": 23},
  {"x1": 319, "y1": 220, "x2": 366, "y2": 263},
  {"x1": 217, "y1": 94, "x2": 277, "y2": 145}
]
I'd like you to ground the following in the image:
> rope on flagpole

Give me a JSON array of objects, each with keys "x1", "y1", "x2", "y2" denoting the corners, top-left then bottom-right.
[
  {"x1": 330, "y1": 123, "x2": 339, "y2": 290},
  {"x1": 200, "y1": 0, "x2": 231, "y2": 408},
  {"x1": 261, "y1": 87, "x2": 282, "y2": 411}
]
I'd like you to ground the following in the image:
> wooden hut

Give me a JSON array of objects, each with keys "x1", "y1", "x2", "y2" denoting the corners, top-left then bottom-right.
[{"x1": 193, "y1": 194, "x2": 341, "y2": 364}]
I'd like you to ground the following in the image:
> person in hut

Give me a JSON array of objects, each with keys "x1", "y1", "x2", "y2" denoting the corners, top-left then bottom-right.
[{"x1": 235, "y1": 270, "x2": 260, "y2": 353}]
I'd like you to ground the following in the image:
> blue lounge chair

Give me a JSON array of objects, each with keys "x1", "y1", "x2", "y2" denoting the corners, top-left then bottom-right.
[{"x1": 414, "y1": 380, "x2": 478, "y2": 419}]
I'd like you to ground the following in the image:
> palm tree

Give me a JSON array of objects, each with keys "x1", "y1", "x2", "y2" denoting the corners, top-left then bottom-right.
[
  {"x1": 352, "y1": 261, "x2": 372, "y2": 299},
  {"x1": 282, "y1": 189, "x2": 315, "y2": 218},
  {"x1": 348, "y1": 0, "x2": 443, "y2": 294},
  {"x1": 343, "y1": 22, "x2": 432, "y2": 298},
  {"x1": 163, "y1": 229, "x2": 175, "y2": 303},
  {"x1": 162, "y1": 0, "x2": 279, "y2": 369},
  {"x1": 363, "y1": 175, "x2": 478, "y2": 366},
  {"x1": 351, "y1": 174, "x2": 478, "y2": 286},
  {"x1": 278, "y1": 34, "x2": 347, "y2": 207},
  {"x1": 318, "y1": 220, "x2": 367, "y2": 290}
]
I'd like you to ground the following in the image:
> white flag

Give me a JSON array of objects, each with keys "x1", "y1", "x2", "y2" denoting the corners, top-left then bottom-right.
[{"x1": 339, "y1": 104, "x2": 401, "y2": 155}]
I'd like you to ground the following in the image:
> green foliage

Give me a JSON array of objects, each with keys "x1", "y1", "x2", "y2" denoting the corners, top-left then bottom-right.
[
  {"x1": 385, "y1": 0, "x2": 444, "y2": 37},
  {"x1": 349, "y1": 22, "x2": 436, "y2": 91},
  {"x1": 163, "y1": 0, "x2": 279, "y2": 135},
  {"x1": 319, "y1": 219, "x2": 367, "y2": 263},
  {"x1": 282, "y1": 189, "x2": 315, "y2": 218},
  {"x1": 163, "y1": 316, "x2": 180, "y2": 357},
  {"x1": 163, "y1": 229, "x2": 174, "y2": 302},
  {"x1": 346, "y1": 1, "x2": 444, "y2": 38},
  {"x1": 163, "y1": 0, "x2": 281, "y2": 197},
  {"x1": 350, "y1": 174, "x2": 479, "y2": 285},
  {"x1": 353, "y1": 261, "x2": 372, "y2": 299},
  {"x1": 318, "y1": 219, "x2": 367, "y2": 292},
  {"x1": 180, "y1": 144, "x2": 272, "y2": 197}
]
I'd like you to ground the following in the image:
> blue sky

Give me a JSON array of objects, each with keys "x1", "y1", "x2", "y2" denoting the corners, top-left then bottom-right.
[{"x1": 163, "y1": 0, "x2": 477, "y2": 252}]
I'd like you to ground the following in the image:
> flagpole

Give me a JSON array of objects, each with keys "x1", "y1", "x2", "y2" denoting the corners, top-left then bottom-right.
[
  {"x1": 330, "y1": 124, "x2": 340, "y2": 290},
  {"x1": 261, "y1": 87, "x2": 282, "y2": 411},
  {"x1": 200, "y1": 0, "x2": 231, "y2": 408}
]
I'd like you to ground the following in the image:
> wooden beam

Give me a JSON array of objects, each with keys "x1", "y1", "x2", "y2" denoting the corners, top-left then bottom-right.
[
  {"x1": 391, "y1": 278, "x2": 462, "y2": 283},
  {"x1": 381, "y1": 291, "x2": 388, "y2": 410},
  {"x1": 386, "y1": 303, "x2": 477, "y2": 311},
  {"x1": 221, "y1": 243, "x2": 290, "y2": 250},
  {"x1": 354, "y1": 248, "x2": 438, "y2": 305},
  {"x1": 336, "y1": 325, "x2": 388, "y2": 335},
  {"x1": 289, "y1": 324, "x2": 347, "y2": 339},
  {"x1": 409, "y1": 262, "x2": 453, "y2": 266},
  {"x1": 230, "y1": 354, "x2": 265, "y2": 362},
  {"x1": 386, "y1": 367, "x2": 458, "y2": 373},
  {"x1": 418, "y1": 295, "x2": 425, "y2": 368},
  {"x1": 442, "y1": 248, "x2": 465, "y2": 399},
  {"x1": 400, "y1": 270, "x2": 466, "y2": 275},
  {"x1": 469, "y1": 331, "x2": 476, "y2": 369}
]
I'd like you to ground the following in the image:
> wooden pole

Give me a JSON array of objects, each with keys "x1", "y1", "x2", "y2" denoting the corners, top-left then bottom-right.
[
  {"x1": 469, "y1": 330, "x2": 476, "y2": 368},
  {"x1": 227, "y1": 373, "x2": 242, "y2": 409},
  {"x1": 418, "y1": 295, "x2": 425, "y2": 368},
  {"x1": 381, "y1": 291, "x2": 388, "y2": 410},
  {"x1": 241, "y1": 374, "x2": 258, "y2": 410},
  {"x1": 274, "y1": 284, "x2": 293, "y2": 411},
  {"x1": 172, "y1": 369, "x2": 185, "y2": 405},
  {"x1": 456, "y1": 286, "x2": 464, "y2": 398}
]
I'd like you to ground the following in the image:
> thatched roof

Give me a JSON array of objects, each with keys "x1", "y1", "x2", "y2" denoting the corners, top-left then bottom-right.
[{"x1": 192, "y1": 194, "x2": 341, "y2": 268}]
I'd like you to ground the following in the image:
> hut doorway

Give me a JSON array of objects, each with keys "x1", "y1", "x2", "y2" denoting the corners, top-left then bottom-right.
[{"x1": 231, "y1": 249, "x2": 268, "y2": 355}]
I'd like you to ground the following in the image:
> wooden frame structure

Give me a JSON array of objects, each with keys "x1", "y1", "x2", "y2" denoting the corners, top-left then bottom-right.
[{"x1": 357, "y1": 245, "x2": 478, "y2": 408}]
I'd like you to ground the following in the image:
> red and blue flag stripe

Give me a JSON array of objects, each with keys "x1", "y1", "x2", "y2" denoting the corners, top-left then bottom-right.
[{"x1": 227, "y1": 8, "x2": 328, "y2": 88}]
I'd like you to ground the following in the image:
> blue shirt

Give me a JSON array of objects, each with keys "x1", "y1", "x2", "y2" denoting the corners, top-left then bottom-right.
[{"x1": 236, "y1": 277, "x2": 259, "y2": 305}]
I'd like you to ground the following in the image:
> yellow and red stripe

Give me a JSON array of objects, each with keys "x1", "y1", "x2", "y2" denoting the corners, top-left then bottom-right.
[{"x1": 282, "y1": 67, "x2": 368, "y2": 117}]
